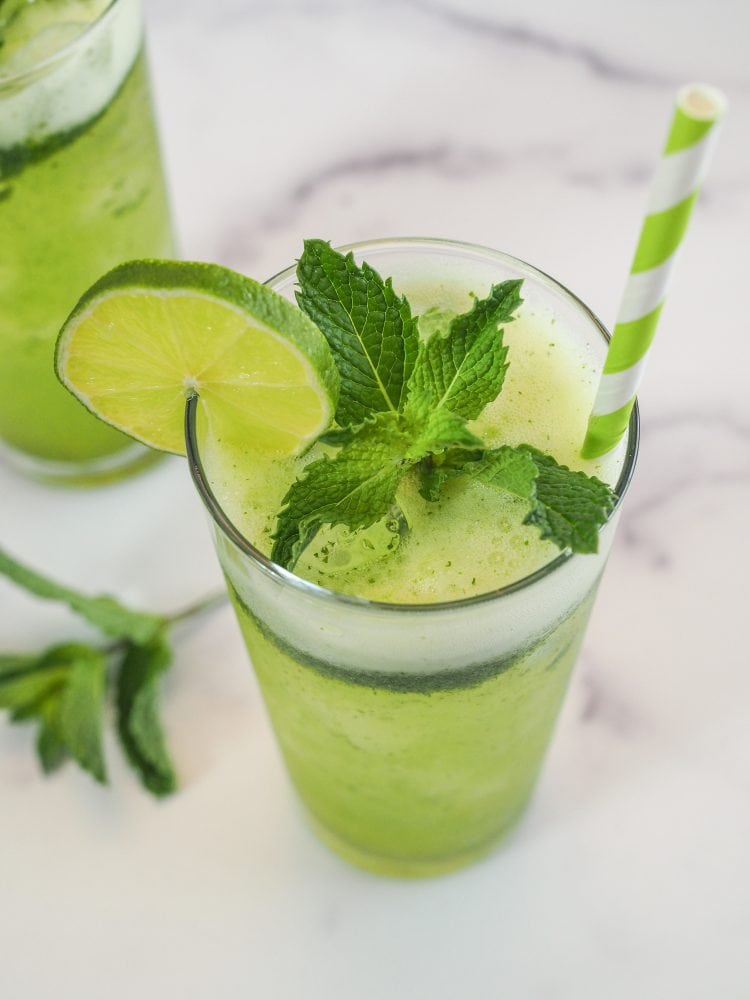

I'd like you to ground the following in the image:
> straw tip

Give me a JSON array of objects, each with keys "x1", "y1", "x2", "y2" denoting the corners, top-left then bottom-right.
[{"x1": 677, "y1": 83, "x2": 728, "y2": 122}]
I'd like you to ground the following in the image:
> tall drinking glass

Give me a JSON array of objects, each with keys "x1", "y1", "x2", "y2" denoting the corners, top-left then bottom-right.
[
  {"x1": 187, "y1": 240, "x2": 639, "y2": 877},
  {"x1": 0, "y1": 0, "x2": 174, "y2": 484}
]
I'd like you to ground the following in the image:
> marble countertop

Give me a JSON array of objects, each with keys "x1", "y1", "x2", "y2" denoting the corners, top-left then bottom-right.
[{"x1": 2, "y1": 1, "x2": 749, "y2": 997}]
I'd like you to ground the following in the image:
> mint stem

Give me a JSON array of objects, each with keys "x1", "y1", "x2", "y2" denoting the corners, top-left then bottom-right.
[
  {"x1": 98, "y1": 591, "x2": 227, "y2": 656},
  {"x1": 165, "y1": 590, "x2": 228, "y2": 628}
]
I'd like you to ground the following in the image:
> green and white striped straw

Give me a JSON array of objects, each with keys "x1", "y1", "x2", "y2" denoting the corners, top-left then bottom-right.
[{"x1": 581, "y1": 83, "x2": 727, "y2": 459}]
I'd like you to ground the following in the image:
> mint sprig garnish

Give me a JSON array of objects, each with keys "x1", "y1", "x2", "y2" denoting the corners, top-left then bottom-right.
[
  {"x1": 274, "y1": 241, "x2": 618, "y2": 571},
  {"x1": 296, "y1": 239, "x2": 419, "y2": 425},
  {"x1": 0, "y1": 546, "x2": 225, "y2": 795}
]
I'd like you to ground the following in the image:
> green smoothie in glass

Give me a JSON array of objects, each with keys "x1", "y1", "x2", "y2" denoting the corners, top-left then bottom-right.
[
  {"x1": 197, "y1": 240, "x2": 635, "y2": 875},
  {"x1": 0, "y1": 0, "x2": 173, "y2": 482},
  {"x1": 54, "y1": 239, "x2": 638, "y2": 876}
]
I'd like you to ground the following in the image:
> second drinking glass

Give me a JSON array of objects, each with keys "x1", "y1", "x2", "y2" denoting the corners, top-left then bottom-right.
[{"x1": 0, "y1": 0, "x2": 174, "y2": 483}]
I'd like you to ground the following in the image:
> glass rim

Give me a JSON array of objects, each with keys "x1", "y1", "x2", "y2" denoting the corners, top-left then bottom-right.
[
  {"x1": 0, "y1": 0, "x2": 123, "y2": 89},
  {"x1": 185, "y1": 236, "x2": 640, "y2": 615}
]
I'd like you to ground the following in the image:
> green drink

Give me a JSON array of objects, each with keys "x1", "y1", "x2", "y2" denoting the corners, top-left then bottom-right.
[
  {"x1": 53, "y1": 239, "x2": 638, "y2": 876},
  {"x1": 0, "y1": 0, "x2": 173, "y2": 482},
  {"x1": 228, "y1": 583, "x2": 598, "y2": 874},
  {"x1": 187, "y1": 240, "x2": 638, "y2": 876}
]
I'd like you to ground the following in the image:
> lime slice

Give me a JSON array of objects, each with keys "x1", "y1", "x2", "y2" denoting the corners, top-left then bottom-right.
[{"x1": 55, "y1": 260, "x2": 339, "y2": 456}]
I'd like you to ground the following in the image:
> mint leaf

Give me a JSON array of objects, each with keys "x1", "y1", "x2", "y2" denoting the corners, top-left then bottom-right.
[
  {"x1": 520, "y1": 447, "x2": 616, "y2": 554},
  {"x1": 56, "y1": 647, "x2": 107, "y2": 784},
  {"x1": 418, "y1": 444, "x2": 535, "y2": 503},
  {"x1": 408, "y1": 280, "x2": 521, "y2": 421},
  {"x1": 0, "y1": 547, "x2": 164, "y2": 644},
  {"x1": 0, "y1": 652, "x2": 41, "y2": 678},
  {"x1": 296, "y1": 240, "x2": 419, "y2": 425},
  {"x1": 0, "y1": 642, "x2": 107, "y2": 782},
  {"x1": 462, "y1": 446, "x2": 540, "y2": 501},
  {"x1": 405, "y1": 402, "x2": 483, "y2": 460},
  {"x1": 272, "y1": 412, "x2": 411, "y2": 569},
  {"x1": 0, "y1": 655, "x2": 69, "y2": 719},
  {"x1": 439, "y1": 445, "x2": 615, "y2": 554},
  {"x1": 36, "y1": 699, "x2": 68, "y2": 774},
  {"x1": 117, "y1": 638, "x2": 177, "y2": 798}
]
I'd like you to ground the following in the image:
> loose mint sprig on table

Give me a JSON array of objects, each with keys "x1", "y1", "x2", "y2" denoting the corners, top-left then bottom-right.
[
  {"x1": 0, "y1": 547, "x2": 225, "y2": 796},
  {"x1": 272, "y1": 239, "x2": 616, "y2": 570}
]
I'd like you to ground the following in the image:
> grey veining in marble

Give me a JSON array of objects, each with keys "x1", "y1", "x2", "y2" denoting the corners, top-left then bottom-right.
[{"x1": 405, "y1": 0, "x2": 678, "y2": 85}]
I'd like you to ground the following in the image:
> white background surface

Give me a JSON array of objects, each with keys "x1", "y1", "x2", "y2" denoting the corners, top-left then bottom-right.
[{"x1": 2, "y1": 1, "x2": 749, "y2": 997}]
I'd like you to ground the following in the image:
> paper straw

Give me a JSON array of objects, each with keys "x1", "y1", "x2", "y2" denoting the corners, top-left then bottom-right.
[{"x1": 581, "y1": 83, "x2": 727, "y2": 459}]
